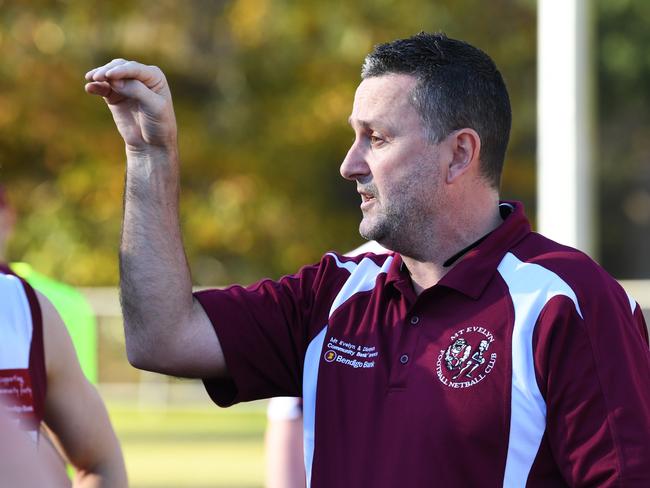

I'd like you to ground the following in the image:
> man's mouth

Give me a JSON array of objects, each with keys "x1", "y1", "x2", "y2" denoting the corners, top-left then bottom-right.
[
  {"x1": 358, "y1": 186, "x2": 376, "y2": 200},
  {"x1": 358, "y1": 190, "x2": 376, "y2": 209}
]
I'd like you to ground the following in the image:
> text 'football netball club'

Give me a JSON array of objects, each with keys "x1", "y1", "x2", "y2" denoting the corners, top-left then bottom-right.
[{"x1": 436, "y1": 326, "x2": 497, "y2": 388}]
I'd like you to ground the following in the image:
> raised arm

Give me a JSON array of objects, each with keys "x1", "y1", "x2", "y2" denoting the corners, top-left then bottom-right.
[
  {"x1": 84, "y1": 60, "x2": 225, "y2": 377},
  {"x1": 38, "y1": 292, "x2": 128, "y2": 487}
]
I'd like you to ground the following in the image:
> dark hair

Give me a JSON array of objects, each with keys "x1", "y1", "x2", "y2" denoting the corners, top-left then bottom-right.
[{"x1": 361, "y1": 32, "x2": 511, "y2": 188}]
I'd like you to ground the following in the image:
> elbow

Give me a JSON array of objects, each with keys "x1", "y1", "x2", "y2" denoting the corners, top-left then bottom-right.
[
  {"x1": 125, "y1": 342, "x2": 152, "y2": 371},
  {"x1": 124, "y1": 334, "x2": 185, "y2": 376},
  {"x1": 121, "y1": 308, "x2": 194, "y2": 375},
  {"x1": 122, "y1": 317, "x2": 175, "y2": 373},
  {"x1": 125, "y1": 339, "x2": 164, "y2": 373}
]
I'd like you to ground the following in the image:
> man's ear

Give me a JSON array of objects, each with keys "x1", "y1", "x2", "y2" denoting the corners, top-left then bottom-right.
[{"x1": 446, "y1": 128, "x2": 481, "y2": 184}]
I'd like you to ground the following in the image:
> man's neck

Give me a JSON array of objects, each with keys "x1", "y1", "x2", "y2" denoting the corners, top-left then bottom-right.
[{"x1": 402, "y1": 202, "x2": 504, "y2": 295}]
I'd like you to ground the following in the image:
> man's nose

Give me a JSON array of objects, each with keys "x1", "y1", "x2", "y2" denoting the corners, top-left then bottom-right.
[{"x1": 340, "y1": 139, "x2": 370, "y2": 181}]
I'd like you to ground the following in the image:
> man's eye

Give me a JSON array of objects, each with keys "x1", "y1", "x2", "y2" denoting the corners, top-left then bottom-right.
[{"x1": 370, "y1": 135, "x2": 384, "y2": 145}]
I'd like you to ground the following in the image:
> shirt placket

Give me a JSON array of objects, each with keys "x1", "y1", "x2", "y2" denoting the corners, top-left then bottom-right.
[{"x1": 387, "y1": 306, "x2": 423, "y2": 390}]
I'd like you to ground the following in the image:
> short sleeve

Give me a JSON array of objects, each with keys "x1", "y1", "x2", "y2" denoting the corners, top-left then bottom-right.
[{"x1": 195, "y1": 254, "x2": 351, "y2": 407}]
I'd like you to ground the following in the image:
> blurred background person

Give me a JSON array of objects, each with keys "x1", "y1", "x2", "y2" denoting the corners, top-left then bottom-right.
[
  {"x1": 265, "y1": 397, "x2": 305, "y2": 488},
  {"x1": 0, "y1": 402, "x2": 53, "y2": 488},
  {"x1": 0, "y1": 269, "x2": 127, "y2": 487}
]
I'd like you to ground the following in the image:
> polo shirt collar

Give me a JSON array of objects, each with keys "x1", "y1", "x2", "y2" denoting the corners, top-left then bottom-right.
[
  {"x1": 384, "y1": 201, "x2": 531, "y2": 299},
  {"x1": 385, "y1": 253, "x2": 412, "y2": 296}
]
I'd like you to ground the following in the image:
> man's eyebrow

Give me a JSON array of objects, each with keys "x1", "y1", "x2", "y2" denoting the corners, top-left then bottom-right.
[{"x1": 347, "y1": 117, "x2": 372, "y2": 129}]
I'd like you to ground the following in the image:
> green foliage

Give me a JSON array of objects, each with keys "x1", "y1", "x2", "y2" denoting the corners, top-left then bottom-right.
[{"x1": 597, "y1": 0, "x2": 650, "y2": 277}]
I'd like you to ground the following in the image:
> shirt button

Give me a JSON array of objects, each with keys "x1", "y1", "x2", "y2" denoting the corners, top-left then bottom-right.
[
  {"x1": 399, "y1": 354, "x2": 409, "y2": 364},
  {"x1": 410, "y1": 316, "x2": 420, "y2": 325}
]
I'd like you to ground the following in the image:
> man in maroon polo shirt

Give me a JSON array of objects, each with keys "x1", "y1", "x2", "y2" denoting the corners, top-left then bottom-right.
[{"x1": 86, "y1": 32, "x2": 650, "y2": 487}]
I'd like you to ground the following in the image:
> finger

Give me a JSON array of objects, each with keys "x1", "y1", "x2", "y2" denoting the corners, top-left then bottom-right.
[
  {"x1": 107, "y1": 78, "x2": 164, "y2": 109},
  {"x1": 104, "y1": 62, "x2": 166, "y2": 91},
  {"x1": 86, "y1": 58, "x2": 128, "y2": 82},
  {"x1": 84, "y1": 81, "x2": 128, "y2": 105},
  {"x1": 84, "y1": 67, "x2": 101, "y2": 81},
  {"x1": 87, "y1": 58, "x2": 127, "y2": 81},
  {"x1": 84, "y1": 81, "x2": 113, "y2": 97}
]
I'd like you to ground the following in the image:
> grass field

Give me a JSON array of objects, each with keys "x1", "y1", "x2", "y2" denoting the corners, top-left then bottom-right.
[{"x1": 107, "y1": 401, "x2": 267, "y2": 488}]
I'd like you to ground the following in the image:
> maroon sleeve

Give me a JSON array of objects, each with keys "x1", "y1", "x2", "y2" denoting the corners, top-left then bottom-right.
[
  {"x1": 533, "y1": 294, "x2": 650, "y2": 487},
  {"x1": 195, "y1": 254, "x2": 350, "y2": 407}
]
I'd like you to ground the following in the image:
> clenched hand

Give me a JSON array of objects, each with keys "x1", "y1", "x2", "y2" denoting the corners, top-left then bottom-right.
[{"x1": 85, "y1": 59, "x2": 177, "y2": 153}]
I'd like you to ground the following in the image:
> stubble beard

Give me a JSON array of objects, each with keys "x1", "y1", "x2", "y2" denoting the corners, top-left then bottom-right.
[
  {"x1": 359, "y1": 170, "x2": 439, "y2": 258},
  {"x1": 359, "y1": 208, "x2": 393, "y2": 244},
  {"x1": 357, "y1": 153, "x2": 441, "y2": 257},
  {"x1": 359, "y1": 197, "x2": 424, "y2": 256}
]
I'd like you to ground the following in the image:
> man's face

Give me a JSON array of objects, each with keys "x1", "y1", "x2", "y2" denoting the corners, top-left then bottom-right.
[{"x1": 340, "y1": 74, "x2": 448, "y2": 254}]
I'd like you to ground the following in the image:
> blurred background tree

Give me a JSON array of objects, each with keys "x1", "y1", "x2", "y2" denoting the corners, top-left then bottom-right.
[
  {"x1": 596, "y1": 0, "x2": 650, "y2": 278},
  {"x1": 0, "y1": 0, "x2": 646, "y2": 285}
]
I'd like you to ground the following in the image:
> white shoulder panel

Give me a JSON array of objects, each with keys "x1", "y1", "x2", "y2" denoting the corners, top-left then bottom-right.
[
  {"x1": 344, "y1": 240, "x2": 388, "y2": 257},
  {"x1": 0, "y1": 274, "x2": 33, "y2": 369},
  {"x1": 626, "y1": 293, "x2": 638, "y2": 315},
  {"x1": 326, "y1": 254, "x2": 393, "y2": 318},
  {"x1": 302, "y1": 326, "x2": 327, "y2": 487},
  {"x1": 498, "y1": 252, "x2": 582, "y2": 487}
]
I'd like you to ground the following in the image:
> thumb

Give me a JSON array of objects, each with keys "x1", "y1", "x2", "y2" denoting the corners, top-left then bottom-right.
[
  {"x1": 109, "y1": 78, "x2": 164, "y2": 108},
  {"x1": 108, "y1": 78, "x2": 171, "y2": 115}
]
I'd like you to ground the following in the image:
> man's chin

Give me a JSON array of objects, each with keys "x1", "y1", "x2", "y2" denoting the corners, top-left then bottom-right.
[{"x1": 359, "y1": 221, "x2": 386, "y2": 243}]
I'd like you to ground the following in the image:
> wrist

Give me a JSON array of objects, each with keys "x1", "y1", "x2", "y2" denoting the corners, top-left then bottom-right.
[
  {"x1": 124, "y1": 144, "x2": 181, "y2": 198},
  {"x1": 125, "y1": 143, "x2": 179, "y2": 168},
  {"x1": 125, "y1": 139, "x2": 177, "y2": 158}
]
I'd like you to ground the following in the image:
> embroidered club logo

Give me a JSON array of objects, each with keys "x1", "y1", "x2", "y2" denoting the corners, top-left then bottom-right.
[
  {"x1": 324, "y1": 350, "x2": 337, "y2": 362},
  {"x1": 436, "y1": 326, "x2": 497, "y2": 389}
]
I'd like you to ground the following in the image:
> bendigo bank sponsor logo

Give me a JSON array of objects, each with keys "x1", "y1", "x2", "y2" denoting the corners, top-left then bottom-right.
[
  {"x1": 436, "y1": 326, "x2": 497, "y2": 389},
  {"x1": 322, "y1": 336, "x2": 377, "y2": 369},
  {"x1": 324, "y1": 350, "x2": 337, "y2": 362}
]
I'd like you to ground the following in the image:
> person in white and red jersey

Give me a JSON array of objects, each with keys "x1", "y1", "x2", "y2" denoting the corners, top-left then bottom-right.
[
  {"x1": 86, "y1": 32, "x2": 650, "y2": 487},
  {"x1": 265, "y1": 396, "x2": 305, "y2": 488},
  {"x1": 0, "y1": 404, "x2": 51, "y2": 488},
  {"x1": 0, "y1": 269, "x2": 127, "y2": 487}
]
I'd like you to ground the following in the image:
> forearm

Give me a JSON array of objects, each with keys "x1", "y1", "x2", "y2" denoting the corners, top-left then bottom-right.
[
  {"x1": 86, "y1": 59, "x2": 226, "y2": 377},
  {"x1": 120, "y1": 145, "x2": 194, "y2": 371}
]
